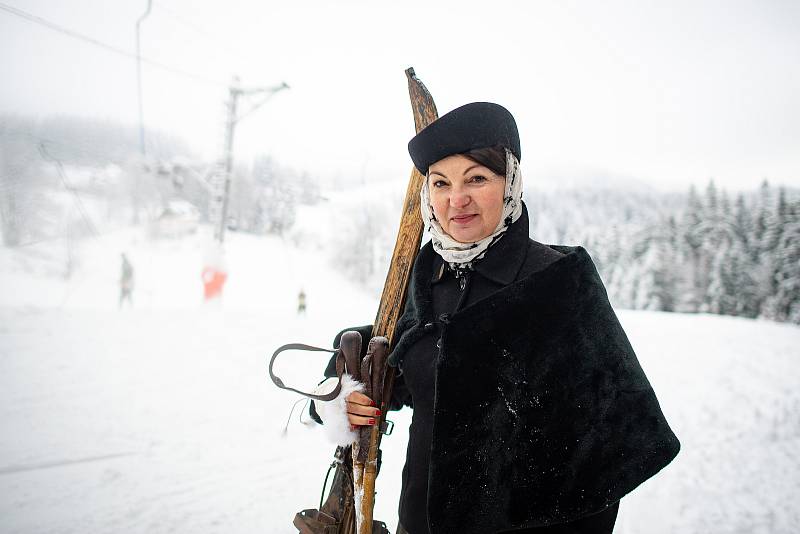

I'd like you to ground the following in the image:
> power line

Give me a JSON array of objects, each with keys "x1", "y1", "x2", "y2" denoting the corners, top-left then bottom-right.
[
  {"x1": 0, "y1": 1, "x2": 227, "y2": 87},
  {"x1": 157, "y1": 4, "x2": 257, "y2": 70}
]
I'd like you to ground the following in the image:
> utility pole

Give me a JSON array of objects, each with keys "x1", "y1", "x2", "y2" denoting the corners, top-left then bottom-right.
[
  {"x1": 135, "y1": 0, "x2": 152, "y2": 157},
  {"x1": 214, "y1": 77, "x2": 240, "y2": 244},
  {"x1": 212, "y1": 76, "x2": 289, "y2": 243},
  {"x1": 202, "y1": 76, "x2": 287, "y2": 302},
  {"x1": 134, "y1": 0, "x2": 152, "y2": 226}
]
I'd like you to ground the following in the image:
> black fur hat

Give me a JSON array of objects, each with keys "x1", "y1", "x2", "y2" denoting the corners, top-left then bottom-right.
[{"x1": 407, "y1": 102, "x2": 521, "y2": 175}]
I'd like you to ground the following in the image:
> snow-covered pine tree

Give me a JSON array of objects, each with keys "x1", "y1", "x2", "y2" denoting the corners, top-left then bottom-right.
[
  {"x1": 678, "y1": 183, "x2": 706, "y2": 312},
  {"x1": 783, "y1": 207, "x2": 800, "y2": 324},
  {"x1": 699, "y1": 180, "x2": 727, "y2": 312},
  {"x1": 750, "y1": 181, "x2": 771, "y2": 303},
  {"x1": 733, "y1": 193, "x2": 755, "y2": 262},
  {"x1": 252, "y1": 156, "x2": 297, "y2": 236},
  {"x1": 762, "y1": 186, "x2": 787, "y2": 254},
  {"x1": 706, "y1": 238, "x2": 725, "y2": 315},
  {"x1": 703, "y1": 185, "x2": 738, "y2": 314},
  {"x1": 728, "y1": 235, "x2": 760, "y2": 318},
  {"x1": 721, "y1": 191, "x2": 760, "y2": 318},
  {"x1": 0, "y1": 128, "x2": 47, "y2": 246},
  {"x1": 761, "y1": 188, "x2": 800, "y2": 323},
  {"x1": 756, "y1": 183, "x2": 784, "y2": 320},
  {"x1": 752, "y1": 179, "x2": 772, "y2": 263},
  {"x1": 634, "y1": 216, "x2": 679, "y2": 311}
]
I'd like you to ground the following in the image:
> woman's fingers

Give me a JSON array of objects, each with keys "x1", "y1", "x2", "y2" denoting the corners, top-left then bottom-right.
[
  {"x1": 346, "y1": 391, "x2": 375, "y2": 406},
  {"x1": 346, "y1": 402, "x2": 381, "y2": 417},
  {"x1": 344, "y1": 391, "x2": 380, "y2": 426},
  {"x1": 347, "y1": 412, "x2": 378, "y2": 427}
]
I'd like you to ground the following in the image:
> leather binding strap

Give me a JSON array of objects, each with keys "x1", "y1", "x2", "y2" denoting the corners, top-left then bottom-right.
[{"x1": 269, "y1": 343, "x2": 345, "y2": 401}]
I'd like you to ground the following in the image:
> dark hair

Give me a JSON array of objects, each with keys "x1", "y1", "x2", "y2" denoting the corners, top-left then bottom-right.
[{"x1": 461, "y1": 145, "x2": 507, "y2": 177}]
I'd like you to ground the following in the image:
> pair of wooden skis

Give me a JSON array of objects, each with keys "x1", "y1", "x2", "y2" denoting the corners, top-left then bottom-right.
[
  {"x1": 344, "y1": 67, "x2": 437, "y2": 534},
  {"x1": 271, "y1": 67, "x2": 437, "y2": 533}
]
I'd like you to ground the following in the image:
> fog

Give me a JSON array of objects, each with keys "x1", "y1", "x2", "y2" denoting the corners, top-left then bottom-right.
[{"x1": 1, "y1": 0, "x2": 799, "y2": 191}]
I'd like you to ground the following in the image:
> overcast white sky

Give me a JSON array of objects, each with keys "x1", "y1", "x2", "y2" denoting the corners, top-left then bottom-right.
[{"x1": 1, "y1": 0, "x2": 799, "y2": 193}]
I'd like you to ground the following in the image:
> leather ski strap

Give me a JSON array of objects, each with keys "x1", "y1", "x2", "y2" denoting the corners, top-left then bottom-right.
[{"x1": 269, "y1": 343, "x2": 345, "y2": 401}]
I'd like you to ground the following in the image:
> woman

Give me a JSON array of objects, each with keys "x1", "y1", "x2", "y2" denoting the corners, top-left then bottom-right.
[{"x1": 312, "y1": 102, "x2": 680, "y2": 534}]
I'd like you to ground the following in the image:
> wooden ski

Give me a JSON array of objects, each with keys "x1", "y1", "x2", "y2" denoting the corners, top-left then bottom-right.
[{"x1": 352, "y1": 67, "x2": 438, "y2": 534}]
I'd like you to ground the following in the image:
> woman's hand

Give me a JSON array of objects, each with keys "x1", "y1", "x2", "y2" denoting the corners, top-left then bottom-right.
[
  {"x1": 311, "y1": 376, "x2": 378, "y2": 445},
  {"x1": 346, "y1": 391, "x2": 381, "y2": 428}
]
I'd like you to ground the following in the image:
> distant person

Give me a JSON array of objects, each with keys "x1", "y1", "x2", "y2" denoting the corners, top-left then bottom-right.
[
  {"x1": 202, "y1": 243, "x2": 227, "y2": 302},
  {"x1": 297, "y1": 289, "x2": 306, "y2": 314},
  {"x1": 119, "y1": 253, "x2": 134, "y2": 308}
]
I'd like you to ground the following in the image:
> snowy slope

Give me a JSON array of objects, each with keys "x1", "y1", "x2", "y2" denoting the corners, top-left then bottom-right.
[{"x1": 0, "y1": 224, "x2": 798, "y2": 533}]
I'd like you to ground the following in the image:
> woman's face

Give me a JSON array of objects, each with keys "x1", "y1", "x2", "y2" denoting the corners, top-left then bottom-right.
[{"x1": 428, "y1": 154, "x2": 505, "y2": 243}]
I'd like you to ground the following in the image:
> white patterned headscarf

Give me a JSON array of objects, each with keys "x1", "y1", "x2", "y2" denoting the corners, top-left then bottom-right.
[{"x1": 420, "y1": 147, "x2": 523, "y2": 271}]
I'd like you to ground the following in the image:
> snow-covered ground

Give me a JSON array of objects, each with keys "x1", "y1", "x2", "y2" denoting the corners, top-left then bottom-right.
[{"x1": 0, "y1": 224, "x2": 798, "y2": 533}]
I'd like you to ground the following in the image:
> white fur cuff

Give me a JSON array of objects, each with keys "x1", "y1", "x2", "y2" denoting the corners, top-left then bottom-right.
[{"x1": 312, "y1": 373, "x2": 364, "y2": 446}]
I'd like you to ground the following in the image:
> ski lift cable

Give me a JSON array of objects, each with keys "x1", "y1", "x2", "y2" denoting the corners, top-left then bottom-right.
[
  {"x1": 6, "y1": 234, "x2": 71, "y2": 248},
  {"x1": 37, "y1": 143, "x2": 101, "y2": 240},
  {"x1": 155, "y1": 4, "x2": 260, "y2": 72},
  {"x1": 1, "y1": 129, "x2": 131, "y2": 166},
  {"x1": 0, "y1": 2, "x2": 227, "y2": 87},
  {"x1": 2, "y1": 128, "x2": 196, "y2": 170}
]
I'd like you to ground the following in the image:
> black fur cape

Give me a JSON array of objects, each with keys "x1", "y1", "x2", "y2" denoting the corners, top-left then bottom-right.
[{"x1": 385, "y1": 239, "x2": 681, "y2": 533}]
